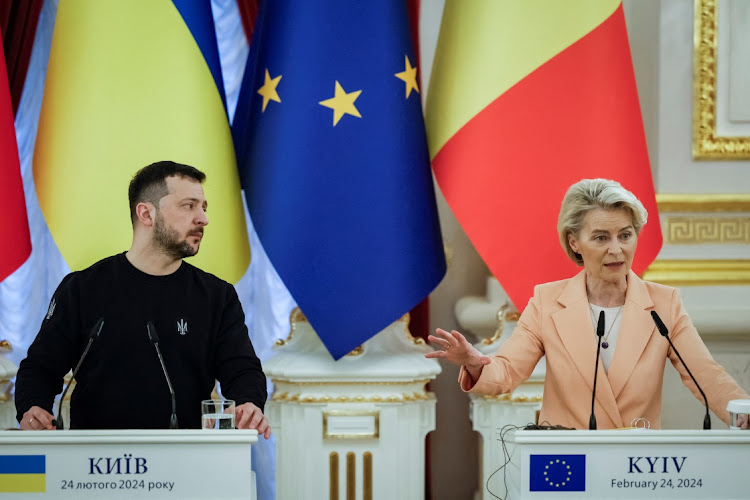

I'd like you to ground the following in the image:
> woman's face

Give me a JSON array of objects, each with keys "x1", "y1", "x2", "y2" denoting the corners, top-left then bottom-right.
[{"x1": 567, "y1": 208, "x2": 638, "y2": 284}]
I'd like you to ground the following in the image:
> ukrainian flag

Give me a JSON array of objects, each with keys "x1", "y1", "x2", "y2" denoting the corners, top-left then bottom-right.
[
  {"x1": 33, "y1": 0, "x2": 249, "y2": 282},
  {"x1": 0, "y1": 455, "x2": 45, "y2": 493}
]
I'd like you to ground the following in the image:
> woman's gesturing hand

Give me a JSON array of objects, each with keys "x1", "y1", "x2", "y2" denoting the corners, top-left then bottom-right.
[{"x1": 425, "y1": 328, "x2": 491, "y2": 381}]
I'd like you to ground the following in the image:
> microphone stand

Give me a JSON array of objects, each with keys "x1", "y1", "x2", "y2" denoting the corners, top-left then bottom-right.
[
  {"x1": 57, "y1": 318, "x2": 104, "y2": 430},
  {"x1": 651, "y1": 311, "x2": 711, "y2": 430},
  {"x1": 589, "y1": 311, "x2": 605, "y2": 430},
  {"x1": 147, "y1": 322, "x2": 179, "y2": 429}
]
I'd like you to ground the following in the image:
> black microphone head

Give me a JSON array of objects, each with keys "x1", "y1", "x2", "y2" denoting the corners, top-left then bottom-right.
[
  {"x1": 650, "y1": 311, "x2": 669, "y2": 337},
  {"x1": 147, "y1": 321, "x2": 159, "y2": 343},
  {"x1": 596, "y1": 310, "x2": 605, "y2": 338},
  {"x1": 90, "y1": 318, "x2": 104, "y2": 339}
]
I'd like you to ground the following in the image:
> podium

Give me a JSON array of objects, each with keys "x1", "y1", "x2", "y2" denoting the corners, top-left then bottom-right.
[
  {"x1": 0, "y1": 430, "x2": 257, "y2": 499},
  {"x1": 500, "y1": 429, "x2": 750, "y2": 499}
]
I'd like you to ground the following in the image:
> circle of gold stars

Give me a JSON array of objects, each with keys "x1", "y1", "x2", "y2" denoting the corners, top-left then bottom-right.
[{"x1": 543, "y1": 459, "x2": 573, "y2": 488}]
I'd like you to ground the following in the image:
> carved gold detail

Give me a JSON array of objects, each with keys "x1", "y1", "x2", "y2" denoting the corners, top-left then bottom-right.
[
  {"x1": 402, "y1": 312, "x2": 426, "y2": 345},
  {"x1": 482, "y1": 393, "x2": 542, "y2": 403},
  {"x1": 666, "y1": 217, "x2": 750, "y2": 244},
  {"x1": 330, "y1": 452, "x2": 339, "y2": 500},
  {"x1": 0, "y1": 340, "x2": 11, "y2": 351},
  {"x1": 0, "y1": 380, "x2": 12, "y2": 402},
  {"x1": 642, "y1": 259, "x2": 750, "y2": 286},
  {"x1": 346, "y1": 452, "x2": 355, "y2": 500},
  {"x1": 363, "y1": 452, "x2": 373, "y2": 500},
  {"x1": 482, "y1": 303, "x2": 506, "y2": 345},
  {"x1": 271, "y1": 378, "x2": 431, "y2": 386},
  {"x1": 272, "y1": 391, "x2": 431, "y2": 404},
  {"x1": 657, "y1": 194, "x2": 750, "y2": 213},
  {"x1": 505, "y1": 311, "x2": 520, "y2": 322},
  {"x1": 692, "y1": 0, "x2": 750, "y2": 159},
  {"x1": 346, "y1": 346, "x2": 364, "y2": 356},
  {"x1": 274, "y1": 307, "x2": 308, "y2": 347}
]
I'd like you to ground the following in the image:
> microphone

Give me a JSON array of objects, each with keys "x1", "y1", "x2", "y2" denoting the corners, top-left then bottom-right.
[
  {"x1": 146, "y1": 321, "x2": 178, "y2": 429},
  {"x1": 57, "y1": 318, "x2": 104, "y2": 430},
  {"x1": 651, "y1": 311, "x2": 711, "y2": 430},
  {"x1": 589, "y1": 311, "x2": 605, "y2": 430}
]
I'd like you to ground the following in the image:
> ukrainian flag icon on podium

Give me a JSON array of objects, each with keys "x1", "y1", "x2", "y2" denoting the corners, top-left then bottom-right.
[
  {"x1": 530, "y1": 454, "x2": 585, "y2": 492},
  {"x1": 0, "y1": 455, "x2": 45, "y2": 492}
]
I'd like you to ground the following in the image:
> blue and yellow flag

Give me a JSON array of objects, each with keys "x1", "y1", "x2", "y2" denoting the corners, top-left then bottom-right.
[
  {"x1": 33, "y1": 0, "x2": 249, "y2": 282},
  {"x1": 233, "y1": 0, "x2": 446, "y2": 359},
  {"x1": 0, "y1": 455, "x2": 45, "y2": 493}
]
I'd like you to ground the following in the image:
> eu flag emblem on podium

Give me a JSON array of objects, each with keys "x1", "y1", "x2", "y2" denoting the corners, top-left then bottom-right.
[{"x1": 530, "y1": 454, "x2": 585, "y2": 492}]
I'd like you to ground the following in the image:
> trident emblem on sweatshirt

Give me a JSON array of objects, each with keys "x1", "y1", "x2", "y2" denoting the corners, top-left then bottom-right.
[
  {"x1": 46, "y1": 298, "x2": 56, "y2": 320},
  {"x1": 177, "y1": 319, "x2": 188, "y2": 336}
]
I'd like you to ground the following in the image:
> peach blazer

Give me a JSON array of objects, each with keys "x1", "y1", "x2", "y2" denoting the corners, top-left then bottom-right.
[{"x1": 459, "y1": 270, "x2": 748, "y2": 429}]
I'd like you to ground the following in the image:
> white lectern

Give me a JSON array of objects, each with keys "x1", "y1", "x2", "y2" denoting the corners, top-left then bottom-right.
[
  {"x1": 500, "y1": 430, "x2": 750, "y2": 499},
  {"x1": 0, "y1": 430, "x2": 257, "y2": 499}
]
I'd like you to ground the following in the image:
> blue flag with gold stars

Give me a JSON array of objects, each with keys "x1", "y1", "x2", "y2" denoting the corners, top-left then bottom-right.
[
  {"x1": 232, "y1": 0, "x2": 446, "y2": 359},
  {"x1": 530, "y1": 454, "x2": 586, "y2": 492}
]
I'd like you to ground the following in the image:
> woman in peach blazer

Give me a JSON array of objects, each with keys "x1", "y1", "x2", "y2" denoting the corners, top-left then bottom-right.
[{"x1": 427, "y1": 179, "x2": 748, "y2": 430}]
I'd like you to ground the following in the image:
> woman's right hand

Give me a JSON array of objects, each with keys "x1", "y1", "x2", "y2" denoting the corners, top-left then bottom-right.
[{"x1": 425, "y1": 328, "x2": 492, "y2": 381}]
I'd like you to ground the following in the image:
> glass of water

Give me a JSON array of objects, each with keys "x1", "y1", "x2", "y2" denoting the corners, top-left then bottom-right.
[{"x1": 201, "y1": 399, "x2": 235, "y2": 430}]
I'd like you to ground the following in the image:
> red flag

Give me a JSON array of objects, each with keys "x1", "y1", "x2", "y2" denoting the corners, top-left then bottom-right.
[
  {"x1": 426, "y1": 1, "x2": 662, "y2": 309},
  {"x1": 0, "y1": 33, "x2": 31, "y2": 281}
]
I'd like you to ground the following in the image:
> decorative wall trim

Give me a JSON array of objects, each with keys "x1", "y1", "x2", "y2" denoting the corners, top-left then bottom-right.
[
  {"x1": 666, "y1": 216, "x2": 750, "y2": 244},
  {"x1": 642, "y1": 259, "x2": 750, "y2": 286},
  {"x1": 657, "y1": 193, "x2": 750, "y2": 212},
  {"x1": 692, "y1": 0, "x2": 750, "y2": 159}
]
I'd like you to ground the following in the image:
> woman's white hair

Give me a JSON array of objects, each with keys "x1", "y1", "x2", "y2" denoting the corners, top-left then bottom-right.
[{"x1": 557, "y1": 178, "x2": 648, "y2": 265}]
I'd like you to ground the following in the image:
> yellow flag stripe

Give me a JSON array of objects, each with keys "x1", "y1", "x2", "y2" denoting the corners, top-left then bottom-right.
[
  {"x1": 33, "y1": 0, "x2": 250, "y2": 282},
  {"x1": 425, "y1": 0, "x2": 620, "y2": 158},
  {"x1": 0, "y1": 474, "x2": 45, "y2": 492}
]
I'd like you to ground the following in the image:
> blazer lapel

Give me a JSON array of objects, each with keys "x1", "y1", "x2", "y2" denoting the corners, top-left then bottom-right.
[
  {"x1": 607, "y1": 271, "x2": 656, "y2": 399},
  {"x1": 551, "y1": 271, "x2": 623, "y2": 428}
]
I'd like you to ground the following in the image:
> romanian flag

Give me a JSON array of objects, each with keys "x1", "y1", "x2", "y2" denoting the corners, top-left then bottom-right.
[
  {"x1": 427, "y1": 1, "x2": 662, "y2": 309},
  {"x1": 232, "y1": 0, "x2": 446, "y2": 359},
  {"x1": 33, "y1": 0, "x2": 249, "y2": 282},
  {"x1": 0, "y1": 27, "x2": 31, "y2": 282},
  {"x1": 0, "y1": 455, "x2": 45, "y2": 493}
]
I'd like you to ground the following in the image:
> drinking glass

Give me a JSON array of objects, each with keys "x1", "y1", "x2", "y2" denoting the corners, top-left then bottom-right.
[{"x1": 201, "y1": 399, "x2": 235, "y2": 430}]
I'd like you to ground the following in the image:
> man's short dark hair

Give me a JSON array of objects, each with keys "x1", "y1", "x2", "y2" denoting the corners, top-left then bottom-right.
[{"x1": 128, "y1": 161, "x2": 206, "y2": 223}]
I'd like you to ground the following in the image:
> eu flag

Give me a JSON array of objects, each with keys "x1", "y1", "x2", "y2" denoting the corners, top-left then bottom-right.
[
  {"x1": 529, "y1": 454, "x2": 586, "y2": 492},
  {"x1": 233, "y1": 0, "x2": 446, "y2": 359}
]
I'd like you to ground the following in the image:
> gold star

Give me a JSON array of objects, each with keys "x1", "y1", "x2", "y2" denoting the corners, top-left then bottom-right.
[
  {"x1": 257, "y1": 69, "x2": 282, "y2": 112},
  {"x1": 395, "y1": 55, "x2": 419, "y2": 98},
  {"x1": 319, "y1": 81, "x2": 362, "y2": 126}
]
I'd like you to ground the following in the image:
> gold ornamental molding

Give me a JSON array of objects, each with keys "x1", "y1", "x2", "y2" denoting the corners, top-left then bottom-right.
[
  {"x1": 482, "y1": 393, "x2": 543, "y2": 404},
  {"x1": 665, "y1": 217, "x2": 750, "y2": 244},
  {"x1": 693, "y1": 0, "x2": 750, "y2": 159},
  {"x1": 272, "y1": 391, "x2": 432, "y2": 404},
  {"x1": 642, "y1": 259, "x2": 750, "y2": 286},
  {"x1": 657, "y1": 194, "x2": 750, "y2": 213}
]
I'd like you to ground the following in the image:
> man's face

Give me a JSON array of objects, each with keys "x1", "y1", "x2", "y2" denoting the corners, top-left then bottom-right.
[{"x1": 152, "y1": 176, "x2": 208, "y2": 259}]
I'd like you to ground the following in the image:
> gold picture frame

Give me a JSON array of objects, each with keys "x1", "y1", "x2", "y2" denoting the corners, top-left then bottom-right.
[{"x1": 693, "y1": 0, "x2": 750, "y2": 159}]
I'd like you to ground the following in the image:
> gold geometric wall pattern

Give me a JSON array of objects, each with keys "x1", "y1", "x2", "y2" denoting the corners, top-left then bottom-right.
[{"x1": 667, "y1": 217, "x2": 750, "y2": 244}]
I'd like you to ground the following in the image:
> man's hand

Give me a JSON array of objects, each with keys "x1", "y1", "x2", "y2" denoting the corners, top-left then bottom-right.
[
  {"x1": 235, "y1": 403, "x2": 271, "y2": 439},
  {"x1": 20, "y1": 406, "x2": 56, "y2": 430}
]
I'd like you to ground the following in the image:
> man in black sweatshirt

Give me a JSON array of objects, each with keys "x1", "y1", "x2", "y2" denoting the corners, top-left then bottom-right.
[{"x1": 15, "y1": 160, "x2": 270, "y2": 437}]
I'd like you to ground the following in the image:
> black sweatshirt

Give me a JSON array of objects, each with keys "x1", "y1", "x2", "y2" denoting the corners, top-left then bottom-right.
[{"x1": 15, "y1": 253, "x2": 267, "y2": 429}]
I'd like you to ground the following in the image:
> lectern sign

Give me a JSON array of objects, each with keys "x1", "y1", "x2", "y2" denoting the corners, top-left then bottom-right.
[
  {"x1": 0, "y1": 430, "x2": 257, "y2": 499},
  {"x1": 506, "y1": 430, "x2": 750, "y2": 499}
]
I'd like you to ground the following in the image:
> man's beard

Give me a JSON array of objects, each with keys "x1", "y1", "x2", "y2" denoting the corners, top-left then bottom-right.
[{"x1": 153, "y1": 213, "x2": 202, "y2": 260}]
